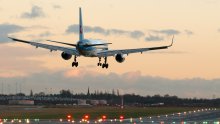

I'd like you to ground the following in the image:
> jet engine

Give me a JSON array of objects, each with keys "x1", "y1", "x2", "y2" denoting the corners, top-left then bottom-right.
[
  {"x1": 61, "y1": 52, "x2": 72, "y2": 60},
  {"x1": 115, "y1": 54, "x2": 125, "y2": 63}
]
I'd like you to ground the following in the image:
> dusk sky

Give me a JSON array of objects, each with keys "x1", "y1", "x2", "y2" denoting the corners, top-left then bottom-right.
[{"x1": 0, "y1": 0, "x2": 220, "y2": 98}]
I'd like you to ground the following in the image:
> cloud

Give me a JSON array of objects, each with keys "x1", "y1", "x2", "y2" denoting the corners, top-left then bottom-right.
[
  {"x1": 144, "y1": 29, "x2": 181, "y2": 42},
  {"x1": 145, "y1": 34, "x2": 164, "y2": 41},
  {"x1": 0, "y1": 23, "x2": 24, "y2": 43},
  {"x1": 0, "y1": 44, "x2": 48, "y2": 78},
  {"x1": 130, "y1": 31, "x2": 145, "y2": 39},
  {"x1": 21, "y1": 5, "x2": 45, "y2": 19},
  {"x1": 184, "y1": 30, "x2": 194, "y2": 36},
  {"x1": 151, "y1": 29, "x2": 181, "y2": 36},
  {"x1": 66, "y1": 24, "x2": 145, "y2": 39},
  {"x1": 66, "y1": 25, "x2": 192, "y2": 42},
  {"x1": 1, "y1": 67, "x2": 219, "y2": 98},
  {"x1": 39, "y1": 31, "x2": 53, "y2": 37},
  {"x1": 53, "y1": 5, "x2": 61, "y2": 9}
]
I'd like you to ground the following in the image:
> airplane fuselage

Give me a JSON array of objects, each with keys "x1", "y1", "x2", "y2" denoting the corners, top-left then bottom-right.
[{"x1": 76, "y1": 39, "x2": 108, "y2": 57}]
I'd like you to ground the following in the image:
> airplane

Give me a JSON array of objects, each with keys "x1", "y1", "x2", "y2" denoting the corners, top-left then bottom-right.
[{"x1": 8, "y1": 8, "x2": 174, "y2": 69}]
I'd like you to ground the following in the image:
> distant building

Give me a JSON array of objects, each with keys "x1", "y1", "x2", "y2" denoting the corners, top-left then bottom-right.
[
  {"x1": 99, "y1": 100, "x2": 107, "y2": 105},
  {"x1": 9, "y1": 100, "x2": 34, "y2": 105},
  {"x1": 77, "y1": 99, "x2": 87, "y2": 105},
  {"x1": 151, "y1": 103, "x2": 164, "y2": 106},
  {"x1": 90, "y1": 100, "x2": 99, "y2": 105},
  {"x1": 88, "y1": 99, "x2": 107, "y2": 106}
]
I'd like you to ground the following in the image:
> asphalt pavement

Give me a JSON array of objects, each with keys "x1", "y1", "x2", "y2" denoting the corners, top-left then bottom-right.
[{"x1": 1, "y1": 108, "x2": 219, "y2": 124}]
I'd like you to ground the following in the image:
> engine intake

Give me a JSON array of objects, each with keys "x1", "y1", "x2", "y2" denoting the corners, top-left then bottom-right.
[
  {"x1": 61, "y1": 52, "x2": 72, "y2": 60},
  {"x1": 115, "y1": 54, "x2": 125, "y2": 63}
]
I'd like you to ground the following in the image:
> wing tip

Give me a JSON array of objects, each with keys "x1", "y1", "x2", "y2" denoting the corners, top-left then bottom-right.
[
  {"x1": 8, "y1": 36, "x2": 15, "y2": 40},
  {"x1": 169, "y1": 35, "x2": 174, "y2": 47}
]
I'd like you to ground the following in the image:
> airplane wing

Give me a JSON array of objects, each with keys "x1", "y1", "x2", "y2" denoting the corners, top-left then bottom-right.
[
  {"x1": 97, "y1": 36, "x2": 174, "y2": 57},
  {"x1": 8, "y1": 37, "x2": 79, "y2": 56}
]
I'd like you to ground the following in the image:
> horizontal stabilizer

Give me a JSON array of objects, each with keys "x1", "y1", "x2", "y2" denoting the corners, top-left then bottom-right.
[
  {"x1": 47, "y1": 40, "x2": 77, "y2": 47},
  {"x1": 83, "y1": 43, "x2": 112, "y2": 47}
]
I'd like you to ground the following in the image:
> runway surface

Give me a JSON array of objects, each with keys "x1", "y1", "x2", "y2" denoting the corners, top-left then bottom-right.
[{"x1": 1, "y1": 108, "x2": 219, "y2": 124}]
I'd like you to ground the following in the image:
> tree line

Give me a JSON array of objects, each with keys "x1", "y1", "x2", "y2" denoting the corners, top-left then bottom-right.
[{"x1": 0, "y1": 89, "x2": 219, "y2": 107}]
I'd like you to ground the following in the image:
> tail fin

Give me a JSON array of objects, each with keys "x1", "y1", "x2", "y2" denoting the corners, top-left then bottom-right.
[{"x1": 79, "y1": 7, "x2": 84, "y2": 41}]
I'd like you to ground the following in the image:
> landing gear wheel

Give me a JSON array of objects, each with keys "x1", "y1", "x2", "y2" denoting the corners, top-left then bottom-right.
[
  {"x1": 72, "y1": 62, "x2": 75, "y2": 67},
  {"x1": 72, "y1": 56, "x2": 79, "y2": 67},
  {"x1": 101, "y1": 63, "x2": 109, "y2": 69},
  {"x1": 101, "y1": 57, "x2": 109, "y2": 69},
  {"x1": 72, "y1": 62, "x2": 78, "y2": 67},
  {"x1": 97, "y1": 58, "x2": 102, "y2": 66}
]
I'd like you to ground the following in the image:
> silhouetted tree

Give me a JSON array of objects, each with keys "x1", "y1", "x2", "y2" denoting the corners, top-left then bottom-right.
[
  {"x1": 87, "y1": 87, "x2": 90, "y2": 96},
  {"x1": 30, "y1": 89, "x2": 33, "y2": 96},
  {"x1": 60, "y1": 89, "x2": 72, "y2": 97}
]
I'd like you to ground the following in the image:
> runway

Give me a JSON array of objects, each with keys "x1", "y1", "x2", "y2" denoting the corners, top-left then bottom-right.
[
  {"x1": 122, "y1": 108, "x2": 220, "y2": 123},
  {"x1": 1, "y1": 108, "x2": 219, "y2": 124}
]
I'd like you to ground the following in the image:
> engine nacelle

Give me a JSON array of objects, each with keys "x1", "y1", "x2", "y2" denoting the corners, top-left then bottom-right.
[
  {"x1": 61, "y1": 52, "x2": 72, "y2": 60},
  {"x1": 115, "y1": 54, "x2": 125, "y2": 63}
]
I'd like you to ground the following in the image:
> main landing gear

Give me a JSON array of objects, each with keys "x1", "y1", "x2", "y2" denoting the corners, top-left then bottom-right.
[
  {"x1": 72, "y1": 56, "x2": 78, "y2": 67},
  {"x1": 97, "y1": 57, "x2": 109, "y2": 69},
  {"x1": 97, "y1": 57, "x2": 102, "y2": 66}
]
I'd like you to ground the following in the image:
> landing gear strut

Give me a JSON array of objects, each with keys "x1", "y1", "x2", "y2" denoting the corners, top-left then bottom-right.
[
  {"x1": 97, "y1": 57, "x2": 102, "y2": 66},
  {"x1": 102, "y1": 57, "x2": 109, "y2": 69},
  {"x1": 72, "y1": 56, "x2": 78, "y2": 67}
]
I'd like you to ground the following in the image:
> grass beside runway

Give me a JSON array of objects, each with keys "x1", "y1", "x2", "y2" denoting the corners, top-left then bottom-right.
[{"x1": 0, "y1": 106, "x2": 204, "y2": 119}]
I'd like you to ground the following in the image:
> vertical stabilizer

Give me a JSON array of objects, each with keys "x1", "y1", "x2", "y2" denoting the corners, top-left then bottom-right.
[{"x1": 79, "y1": 7, "x2": 84, "y2": 41}]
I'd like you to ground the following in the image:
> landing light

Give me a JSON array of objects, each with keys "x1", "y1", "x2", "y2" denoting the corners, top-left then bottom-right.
[
  {"x1": 98, "y1": 119, "x2": 102, "y2": 122},
  {"x1": 102, "y1": 115, "x2": 107, "y2": 120},
  {"x1": 119, "y1": 115, "x2": 124, "y2": 120},
  {"x1": 26, "y1": 119, "x2": 30, "y2": 124},
  {"x1": 130, "y1": 118, "x2": 133, "y2": 122},
  {"x1": 84, "y1": 115, "x2": 89, "y2": 119},
  {"x1": 67, "y1": 115, "x2": 72, "y2": 118}
]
